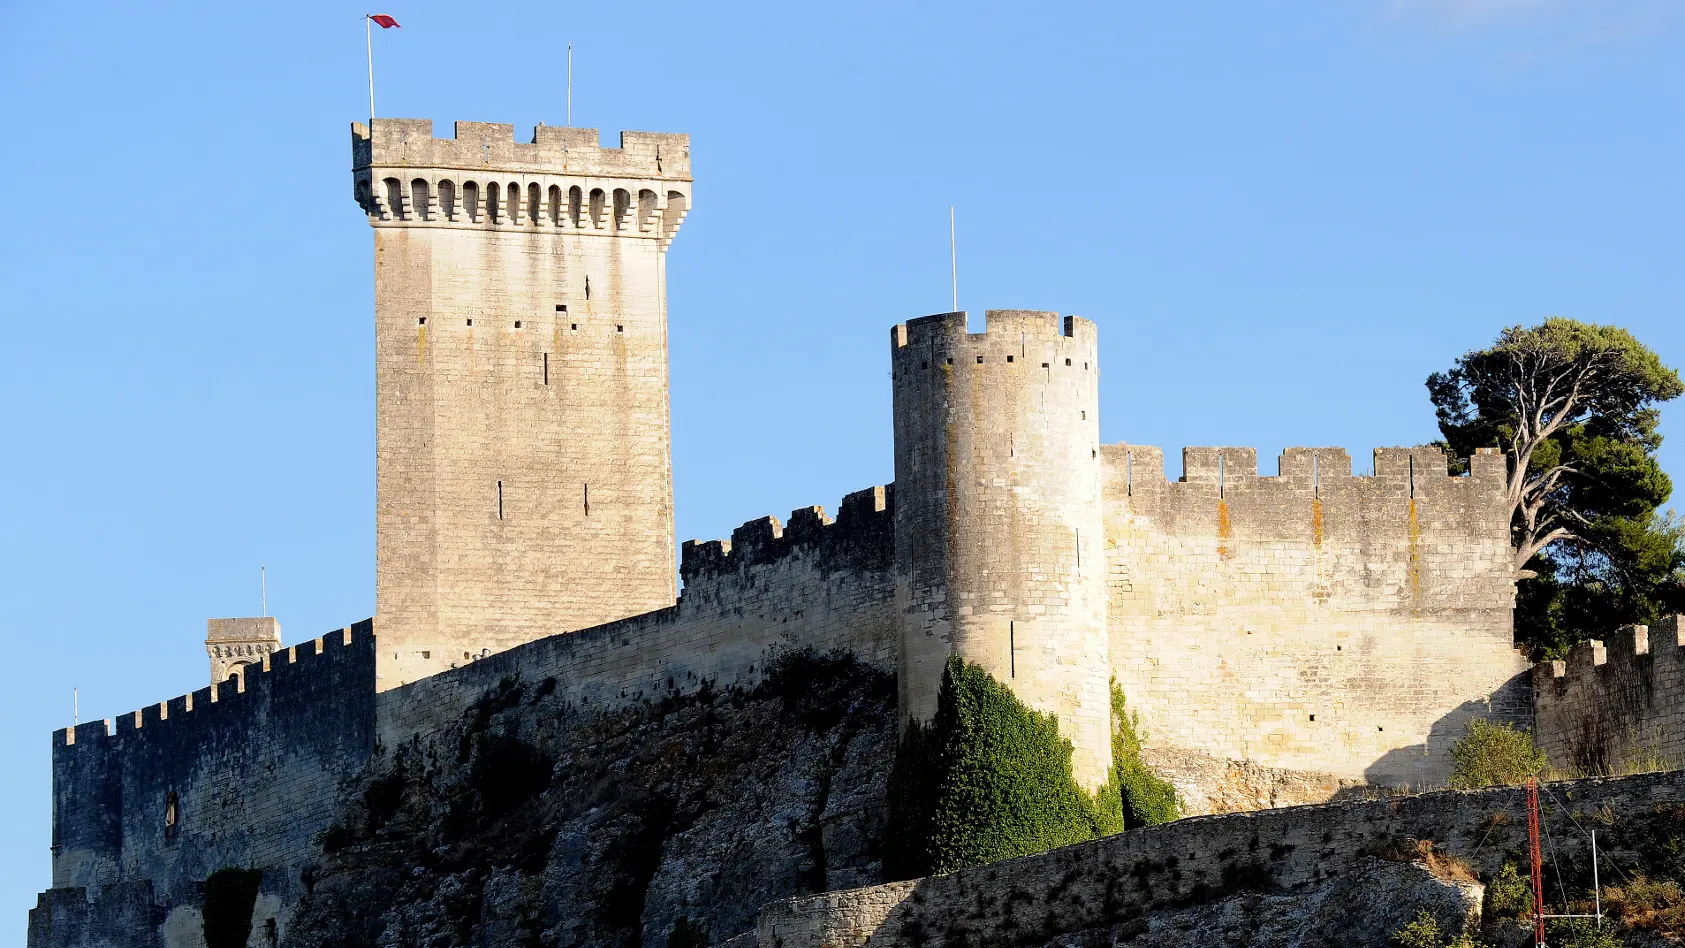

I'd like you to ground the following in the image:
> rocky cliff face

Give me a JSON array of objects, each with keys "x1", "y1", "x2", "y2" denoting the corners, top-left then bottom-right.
[{"x1": 282, "y1": 654, "x2": 895, "y2": 948}]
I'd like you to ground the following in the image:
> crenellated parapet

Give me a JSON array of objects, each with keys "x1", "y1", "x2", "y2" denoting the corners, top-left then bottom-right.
[
  {"x1": 1108, "y1": 444, "x2": 1506, "y2": 495},
  {"x1": 1534, "y1": 616, "x2": 1685, "y2": 775},
  {"x1": 351, "y1": 119, "x2": 691, "y2": 243},
  {"x1": 679, "y1": 486, "x2": 893, "y2": 588},
  {"x1": 889, "y1": 309, "x2": 1099, "y2": 373},
  {"x1": 1103, "y1": 443, "x2": 1512, "y2": 614},
  {"x1": 59, "y1": 622, "x2": 373, "y2": 751}
]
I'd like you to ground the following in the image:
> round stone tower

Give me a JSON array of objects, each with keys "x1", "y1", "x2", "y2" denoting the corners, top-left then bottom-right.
[{"x1": 890, "y1": 310, "x2": 1112, "y2": 789}]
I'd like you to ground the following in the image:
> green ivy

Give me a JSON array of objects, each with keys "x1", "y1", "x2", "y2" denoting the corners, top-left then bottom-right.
[
  {"x1": 1111, "y1": 682, "x2": 1180, "y2": 828},
  {"x1": 202, "y1": 867, "x2": 263, "y2": 948},
  {"x1": 885, "y1": 656, "x2": 1124, "y2": 878}
]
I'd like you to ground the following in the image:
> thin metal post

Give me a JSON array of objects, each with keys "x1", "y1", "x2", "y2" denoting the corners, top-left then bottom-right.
[
  {"x1": 949, "y1": 206, "x2": 958, "y2": 313},
  {"x1": 1593, "y1": 830, "x2": 1601, "y2": 925},
  {"x1": 366, "y1": 16, "x2": 376, "y2": 123},
  {"x1": 261, "y1": 565, "x2": 267, "y2": 617},
  {"x1": 73, "y1": 687, "x2": 78, "y2": 727},
  {"x1": 567, "y1": 45, "x2": 573, "y2": 126}
]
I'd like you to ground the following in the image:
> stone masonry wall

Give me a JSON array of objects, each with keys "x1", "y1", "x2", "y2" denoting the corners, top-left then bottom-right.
[
  {"x1": 755, "y1": 770, "x2": 1685, "y2": 948},
  {"x1": 356, "y1": 119, "x2": 692, "y2": 689},
  {"x1": 1104, "y1": 444, "x2": 1530, "y2": 786},
  {"x1": 376, "y1": 486, "x2": 897, "y2": 748},
  {"x1": 1534, "y1": 616, "x2": 1685, "y2": 775},
  {"x1": 41, "y1": 622, "x2": 377, "y2": 945}
]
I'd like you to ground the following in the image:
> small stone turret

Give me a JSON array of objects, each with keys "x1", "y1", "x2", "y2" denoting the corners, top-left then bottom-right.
[
  {"x1": 205, "y1": 617, "x2": 281, "y2": 685},
  {"x1": 890, "y1": 311, "x2": 1111, "y2": 788}
]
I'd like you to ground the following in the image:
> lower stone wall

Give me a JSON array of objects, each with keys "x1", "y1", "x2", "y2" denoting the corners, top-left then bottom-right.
[
  {"x1": 27, "y1": 883, "x2": 162, "y2": 948},
  {"x1": 1534, "y1": 616, "x2": 1685, "y2": 775},
  {"x1": 755, "y1": 770, "x2": 1685, "y2": 948}
]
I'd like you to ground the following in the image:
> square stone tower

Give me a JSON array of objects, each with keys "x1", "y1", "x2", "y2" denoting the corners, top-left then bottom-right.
[{"x1": 352, "y1": 119, "x2": 692, "y2": 687}]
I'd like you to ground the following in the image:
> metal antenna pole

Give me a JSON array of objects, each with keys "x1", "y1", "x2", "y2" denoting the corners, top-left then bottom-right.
[
  {"x1": 567, "y1": 45, "x2": 573, "y2": 126},
  {"x1": 949, "y1": 206, "x2": 958, "y2": 313},
  {"x1": 1529, "y1": 778, "x2": 1547, "y2": 947},
  {"x1": 73, "y1": 687, "x2": 78, "y2": 727},
  {"x1": 261, "y1": 565, "x2": 267, "y2": 617},
  {"x1": 366, "y1": 16, "x2": 376, "y2": 123}
]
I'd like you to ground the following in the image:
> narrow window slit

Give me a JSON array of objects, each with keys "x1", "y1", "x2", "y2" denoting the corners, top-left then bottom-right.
[
  {"x1": 497, "y1": 481, "x2": 503, "y2": 519},
  {"x1": 583, "y1": 483, "x2": 590, "y2": 516},
  {"x1": 543, "y1": 352, "x2": 549, "y2": 385}
]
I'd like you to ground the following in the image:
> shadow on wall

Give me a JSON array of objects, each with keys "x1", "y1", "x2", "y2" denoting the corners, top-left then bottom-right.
[{"x1": 1361, "y1": 673, "x2": 1533, "y2": 790}]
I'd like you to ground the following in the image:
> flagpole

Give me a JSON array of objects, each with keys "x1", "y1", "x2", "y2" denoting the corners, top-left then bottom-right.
[
  {"x1": 949, "y1": 206, "x2": 958, "y2": 313},
  {"x1": 366, "y1": 15, "x2": 376, "y2": 124}
]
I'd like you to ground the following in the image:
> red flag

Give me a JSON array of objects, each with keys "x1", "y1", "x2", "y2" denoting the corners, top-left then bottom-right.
[{"x1": 369, "y1": 14, "x2": 400, "y2": 28}]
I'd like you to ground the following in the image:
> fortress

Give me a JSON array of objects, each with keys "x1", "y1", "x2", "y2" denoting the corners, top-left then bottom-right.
[{"x1": 27, "y1": 118, "x2": 1672, "y2": 947}]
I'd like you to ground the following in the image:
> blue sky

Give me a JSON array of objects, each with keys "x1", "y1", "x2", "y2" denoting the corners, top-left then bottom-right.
[{"x1": 1, "y1": 0, "x2": 1680, "y2": 932}]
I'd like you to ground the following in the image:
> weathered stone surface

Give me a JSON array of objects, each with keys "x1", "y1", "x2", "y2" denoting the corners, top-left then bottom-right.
[
  {"x1": 1037, "y1": 858, "x2": 1482, "y2": 948},
  {"x1": 1140, "y1": 746, "x2": 1365, "y2": 816}
]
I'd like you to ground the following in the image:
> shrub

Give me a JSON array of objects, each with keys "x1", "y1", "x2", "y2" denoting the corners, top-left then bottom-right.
[
  {"x1": 1391, "y1": 910, "x2": 1492, "y2": 948},
  {"x1": 1392, "y1": 910, "x2": 1443, "y2": 948},
  {"x1": 1485, "y1": 862, "x2": 1533, "y2": 920},
  {"x1": 668, "y1": 914, "x2": 710, "y2": 948},
  {"x1": 202, "y1": 867, "x2": 263, "y2": 948},
  {"x1": 1111, "y1": 683, "x2": 1179, "y2": 828},
  {"x1": 1448, "y1": 719, "x2": 1547, "y2": 789},
  {"x1": 1548, "y1": 919, "x2": 1622, "y2": 948},
  {"x1": 884, "y1": 656, "x2": 1123, "y2": 878}
]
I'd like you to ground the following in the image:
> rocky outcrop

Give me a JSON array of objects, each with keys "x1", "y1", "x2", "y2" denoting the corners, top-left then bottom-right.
[
  {"x1": 1140, "y1": 746, "x2": 1366, "y2": 816},
  {"x1": 281, "y1": 653, "x2": 895, "y2": 948}
]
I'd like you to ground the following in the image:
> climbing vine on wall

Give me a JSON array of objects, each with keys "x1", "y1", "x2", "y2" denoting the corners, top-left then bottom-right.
[
  {"x1": 1112, "y1": 681, "x2": 1181, "y2": 828},
  {"x1": 885, "y1": 656, "x2": 1124, "y2": 878}
]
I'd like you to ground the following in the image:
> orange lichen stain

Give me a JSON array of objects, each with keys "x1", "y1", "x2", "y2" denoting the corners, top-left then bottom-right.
[
  {"x1": 1407, "y1": 497, "x2": 1422, "y2": 605},
  {"x1": 417, "y1": 325, "x2": 427, "y2": 364},
  {"x1": 1218, "y1": 500, "x2": 1234, "y2": 560},
  {"x1": 1311, "y1": 497, "x2": 1324, "y2": 548}
]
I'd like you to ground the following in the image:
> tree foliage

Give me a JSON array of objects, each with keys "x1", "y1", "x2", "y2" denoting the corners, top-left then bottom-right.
[
  {"x1": 884, "y1": 656, "x2": 1122, "y2": 879},
  {"x1": 1428, "y1": 318, "x2": 1684, "y2": 656},
  {"x1": 1447, "y1": 719, "x2": 1546, "y2": 790}
]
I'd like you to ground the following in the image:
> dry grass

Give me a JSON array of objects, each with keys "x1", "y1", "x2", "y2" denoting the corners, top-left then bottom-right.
[{"x1": 1605, "y1": 876, "x2": 1685, "y2": 938}]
